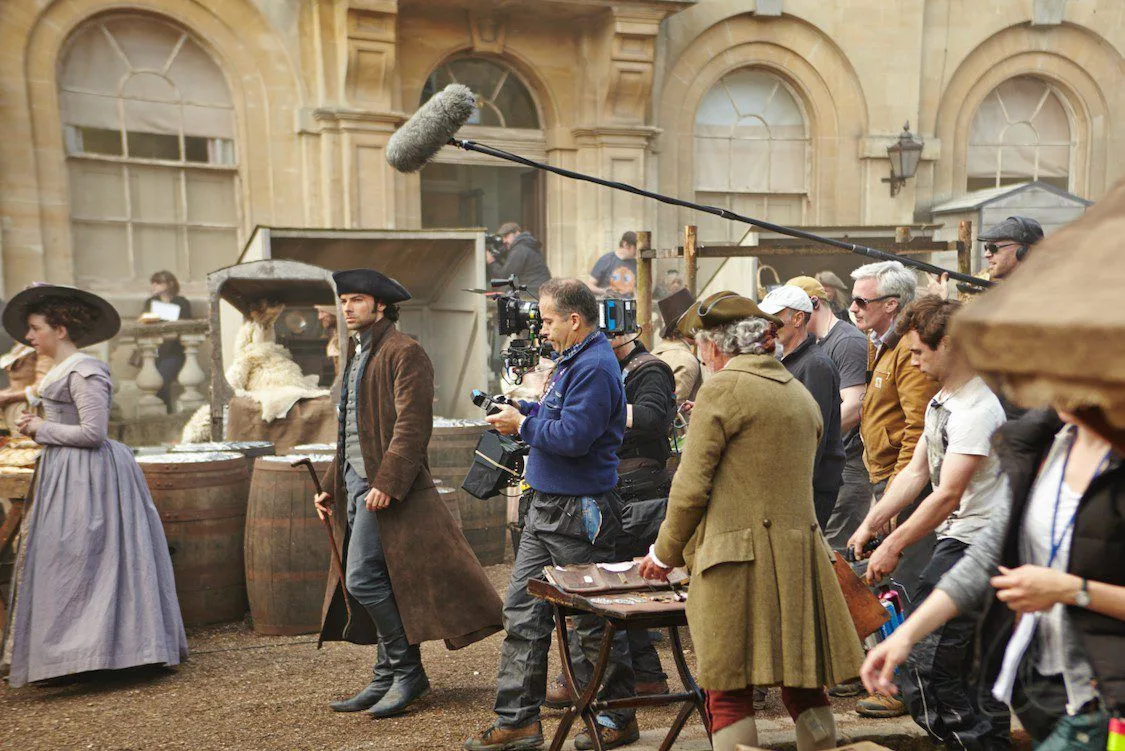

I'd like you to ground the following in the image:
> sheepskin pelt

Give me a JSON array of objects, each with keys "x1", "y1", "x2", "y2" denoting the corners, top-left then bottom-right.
[{"x1": 181, "y1": 302, "x2": 329, "y2": 441}]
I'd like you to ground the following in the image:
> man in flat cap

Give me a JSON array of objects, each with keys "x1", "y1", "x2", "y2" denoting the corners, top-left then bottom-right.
[
  {"x1": 314, "y1": 269, "x2": 503, "y2": 719},
  {"x1": 929, "y1": 215, "x2": 1043, "y2": 300},
  {"x1": 639, "y1": 292, "x2": 863, "y2": 751}
]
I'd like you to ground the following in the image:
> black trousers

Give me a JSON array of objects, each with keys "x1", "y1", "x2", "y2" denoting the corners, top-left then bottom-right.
[{"x1": 901, "y1": 538, "x2": 1011, "y2": 751}]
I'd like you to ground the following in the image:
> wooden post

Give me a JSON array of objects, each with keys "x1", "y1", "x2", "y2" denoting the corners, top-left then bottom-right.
[
  {"x1": 957, "y1": 220, "x2": 973, "y2": 278},
  {"x1": 635, "y1": 230, "x2": 653, "y2": 348},
  {"x1": 684, "y1": 225, "x2": 698, "y2": 297}
]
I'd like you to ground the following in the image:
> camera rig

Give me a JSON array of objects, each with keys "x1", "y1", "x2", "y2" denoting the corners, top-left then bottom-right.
[{"x1": 491, "y1": 275, "x2": 641, "y2": 384}]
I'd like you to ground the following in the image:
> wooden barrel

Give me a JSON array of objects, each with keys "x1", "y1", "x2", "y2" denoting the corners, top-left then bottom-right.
[
  {"x1": 429, "y1": 419, "x2": 508, "y2": 564},
  {"x1": 244, "y1": 454, "x2": 331, "y2": 636},
  {"x1": 293, "y1": 443, "x2": 335, "y2": 455},
  {"x1": 173, "y1": 441, "x2": 275, "y2": 473},
  {"x1": 137, "y1": 452, "x2": 250, "y2": 626}
]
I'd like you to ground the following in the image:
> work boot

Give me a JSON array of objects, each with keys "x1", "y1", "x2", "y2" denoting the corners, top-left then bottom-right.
[
  {"x1": 828, "y1": 677, "x2": 865, "y2": 698},
  {"x1": 855, "y1": 691, "x2": 907, "y2": 718},
  {"x1": 574, "y1": 718, "x2": 640, "y2": 750},
  {"x1": 543, "y1": 673, "x2": 571, "y2": 709},
  {"x1": 463, "y1": 721, "x2": 544, "y2": 751},
  {"x1": 329, "y1": 641, "x2": 393, "y2": 711},
  {"x1": 363, "y1": 600, "x2": 431, "y2": 718},
  {"x1": 635, "y1": 678, "x2": 669, "y2": 696}
]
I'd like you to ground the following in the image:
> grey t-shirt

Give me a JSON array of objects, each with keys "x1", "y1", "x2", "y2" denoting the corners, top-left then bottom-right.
[
  {"x1": 926, "y1": 377, "x2": 1007, "y2": 545},
  {"x1": 817, "y1": 319, "x2": 869, "y2": 459}
]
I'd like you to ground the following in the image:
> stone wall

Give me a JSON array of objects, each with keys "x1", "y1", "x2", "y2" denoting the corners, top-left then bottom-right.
[{"x1": 0, "y1": 0, "x2": 1122, "y2": 299}]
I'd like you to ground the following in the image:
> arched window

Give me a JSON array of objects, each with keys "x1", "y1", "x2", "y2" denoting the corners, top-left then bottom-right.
[
  {"x1": 421, "y1": 57, "x2": 539, "y2": 129},
  {"x1": 967, "y1": 76, "x2": 1072, "y2": 192},
  {"x1": 59, "y1": 15, "x2": 240, "y2": 291},
  {"x1": 694, "y1": 69, "x2": 808, "y2": 243},
  {"x1": 419, "y1": 57, "x2": 545, "y2": 240}
]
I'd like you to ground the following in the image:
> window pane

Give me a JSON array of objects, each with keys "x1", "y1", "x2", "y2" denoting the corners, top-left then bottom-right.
[
  {"x1": 133, "y1": 225, "x2": 183, "y2": 279},
  {"x1": 187, "y1": 227, "x2": 239, "y2": 281},
  {"x1": 422, "y1": 58, "x2": 539, "y2": 129},
  {"x1": 69, "y1": 162, "x2": 126, "y2": 219},
  {"x1": 103, "y1": 16, "x2": 183, "y2": 71},
  {"x1": 185, "y1": 170, "x2": 237, "y2": 225},
  {"x1": 73, "y1": 222, "x2": 130, "y2": 281},
  {"x1": 166, "y1": 38, "x2": 232, "y2": 107},
  {"x1": 72, "y1": 127, "x2": 124, "y2": 156},
  {"x1": 127, "y1": 131, "x2": 180, "y2": 160},
  {"x1": 59, "y1": 23, "x2": 129, "y2": 94},
  {"x1": 129, "y1": 165, "x2": 181, "y2": 222}
]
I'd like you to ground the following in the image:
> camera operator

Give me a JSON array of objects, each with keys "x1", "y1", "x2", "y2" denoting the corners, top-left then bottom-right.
[
  {"x1": 544, "y1": 319, "x2": 679, "y2": 708},
  {"x1": 487, "y1": 222, "x2": 551, "y2": 297},
  {"x1": 466, "y1": 279, "x2": 638, "y2": 751}
]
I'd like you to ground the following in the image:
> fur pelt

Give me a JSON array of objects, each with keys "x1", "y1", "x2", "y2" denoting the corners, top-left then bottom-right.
[{"x1": 180, "y1": 302, "x2": 329, "y2": 443}]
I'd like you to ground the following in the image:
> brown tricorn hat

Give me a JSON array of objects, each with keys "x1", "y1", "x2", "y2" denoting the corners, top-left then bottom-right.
[
  {"x1": 657, "y1": 287, "x2": 696, "y2": 339},
  {"x1": 676, "y1": 290, "x2": 783, "y2": 337}
]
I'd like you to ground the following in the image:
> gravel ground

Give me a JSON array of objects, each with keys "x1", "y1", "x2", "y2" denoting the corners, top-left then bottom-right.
[{"x1": 1, "y1": 560, "x2": 862, "y2": 751}]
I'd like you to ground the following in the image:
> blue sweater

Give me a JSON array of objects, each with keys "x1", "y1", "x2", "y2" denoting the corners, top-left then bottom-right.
[{"x1": 519, "y1": 331, "x2": 626, "y2": 496}]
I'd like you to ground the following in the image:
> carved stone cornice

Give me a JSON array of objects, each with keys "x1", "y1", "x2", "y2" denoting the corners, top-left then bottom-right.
[{"x1": 300, "y1": 106, "x2": 406, "y2": 134}]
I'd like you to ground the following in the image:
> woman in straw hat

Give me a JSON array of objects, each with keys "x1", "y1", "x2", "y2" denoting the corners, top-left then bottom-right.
[
  {"x1": 1, "y1": 285, "x2": 187, "y2": 686},
  {"x1": 639, "y1": 291, "x2": 864, "y2": 751}
]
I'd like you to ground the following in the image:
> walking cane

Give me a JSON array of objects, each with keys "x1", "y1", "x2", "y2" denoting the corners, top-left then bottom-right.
[{"x1": 291, "y1": 458, "x2": 348, "y2": 591}]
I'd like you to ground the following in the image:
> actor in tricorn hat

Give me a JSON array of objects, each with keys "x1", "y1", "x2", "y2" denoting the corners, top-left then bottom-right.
[
  {"x1": 314, "y1": 269, "x2": 503, "y2": 718},
  {"x1": 639, "y1": 291, "x2": 864, "y2": 751}
]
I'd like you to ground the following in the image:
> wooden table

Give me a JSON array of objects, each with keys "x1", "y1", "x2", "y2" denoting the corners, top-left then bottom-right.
[
  {"x1": 0, "y1": 469, "x2": 33, "y2": 630},
  {"x1": 527, "y1": 578, "x2": 709, "y2": 751}
]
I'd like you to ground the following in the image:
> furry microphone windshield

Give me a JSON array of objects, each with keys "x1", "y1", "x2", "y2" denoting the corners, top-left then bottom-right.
[{"x1": 385, "y1": 83, "x2": 477, "y2": 173}]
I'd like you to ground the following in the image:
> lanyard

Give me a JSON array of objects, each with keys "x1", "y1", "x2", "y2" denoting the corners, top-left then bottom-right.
[{"x1": 1047, "y1": 439, "x2": 1111, "y2": 568}]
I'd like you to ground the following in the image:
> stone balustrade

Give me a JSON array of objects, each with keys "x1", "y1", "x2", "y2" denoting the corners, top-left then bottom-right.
[{"x1": 114, "y1": 319, "x2": 211, "y2": 417}]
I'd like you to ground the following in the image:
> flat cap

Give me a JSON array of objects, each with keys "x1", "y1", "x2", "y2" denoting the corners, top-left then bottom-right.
[
  {"x1": 332, "y1": 269, "x2": 411, "y2": 304},
  {"x1": 676, "y1": 290, "x2": 783, "y2": 336},
  {"x1": 978, "y1": 216, "x2": 1044, "y2": 246}
]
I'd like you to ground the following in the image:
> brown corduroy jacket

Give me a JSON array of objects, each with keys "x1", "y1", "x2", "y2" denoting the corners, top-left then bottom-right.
[
  {"x1": 318, "y1": 318, "x2": 503, "y2": 650},
  {"x1": 859, "y1": 329, "x2": 938, "y2": 485}
]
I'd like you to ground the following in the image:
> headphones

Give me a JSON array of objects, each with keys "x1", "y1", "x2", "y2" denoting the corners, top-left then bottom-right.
[{"x1": 1007, "y1": 216, "x2": 1041, "y2": 261}]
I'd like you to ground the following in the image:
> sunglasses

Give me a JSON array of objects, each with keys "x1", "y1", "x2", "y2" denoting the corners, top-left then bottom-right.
[
  {"x1": 850, "y1": 294, "x2": 899, "y2": 308},
  {"x1": 982, "y1": 242, "x2": 1019, "y2": 255}
]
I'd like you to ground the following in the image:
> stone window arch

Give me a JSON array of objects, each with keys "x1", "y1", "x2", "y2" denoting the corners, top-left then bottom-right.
[
  {"x1": 421, "y1": 57, "x2": 540, "y2": 129},
  {"x1": 59, "y1": 14, "x2": 240, "y2": 290},
  {"x1": 967, "y1": 76, "x2": 1073, "y2": 192},
  {"x1": 693, "y1": 68, "x2": 809, "y2": 243}
]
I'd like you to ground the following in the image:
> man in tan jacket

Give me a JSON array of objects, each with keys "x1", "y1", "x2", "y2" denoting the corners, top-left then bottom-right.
[{"x1": 848, "y1": 261, "x2": 939, "y2": 718}]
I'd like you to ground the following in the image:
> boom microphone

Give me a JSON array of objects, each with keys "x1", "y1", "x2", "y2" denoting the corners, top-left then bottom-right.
[
  {"x1": 386, "y1": 86, "x2": 993, "y2": 288},
  {"x1": 386, "y1": 83, "x2": 476, "y2": 173}
]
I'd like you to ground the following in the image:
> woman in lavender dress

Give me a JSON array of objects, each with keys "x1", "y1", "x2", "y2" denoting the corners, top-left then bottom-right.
[{"x1": 1, "y1": 285, "x2": 187, "y2": 686}]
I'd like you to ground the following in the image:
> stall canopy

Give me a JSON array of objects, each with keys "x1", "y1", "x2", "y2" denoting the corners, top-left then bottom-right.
[
  {"x1": 953, "y1": 180, "x2": 1125, "y2": 430},
  {"x1": 238, "y1": 227, "x2": 488, "y2": 419}
]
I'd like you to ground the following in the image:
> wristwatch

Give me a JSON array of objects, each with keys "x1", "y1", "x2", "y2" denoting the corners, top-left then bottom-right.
[{"x1": 1074, "y1": 578, "x2": 1092, "y2": 608}]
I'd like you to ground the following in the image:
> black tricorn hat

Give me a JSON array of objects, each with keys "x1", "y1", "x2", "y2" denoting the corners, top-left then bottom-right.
[
  {"x1": 2, "y1": 283, "x2": 121, "y2": 348},
  {"x1": 332, "y1": 269, "x2": 412, "y2": 304},
  {"x1": 658, "y1": 288, "x2": 696, "y2": 339}
]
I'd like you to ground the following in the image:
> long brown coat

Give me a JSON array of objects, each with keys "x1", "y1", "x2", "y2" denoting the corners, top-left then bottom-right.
[
  {"x1": 319, "y1": 318, "x2": 503, "y2": 649},
  {"x1": 653, "y1": 354, "x2": 864, "y2": 691}
]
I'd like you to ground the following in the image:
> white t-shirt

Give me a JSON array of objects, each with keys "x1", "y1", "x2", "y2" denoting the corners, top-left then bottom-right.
[{"x1": 924, "y1": 376, "x2": 1007, "y2": 545}]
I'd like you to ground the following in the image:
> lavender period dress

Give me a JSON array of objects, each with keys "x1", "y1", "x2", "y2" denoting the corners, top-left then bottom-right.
[{"x1": 1, "y1": 353, "x2": 187, "y2": 686}]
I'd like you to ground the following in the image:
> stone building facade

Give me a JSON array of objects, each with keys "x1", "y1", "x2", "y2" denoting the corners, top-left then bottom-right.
[{"x1": 1, "y1": 0, "x2": 1122, "y2": 311}]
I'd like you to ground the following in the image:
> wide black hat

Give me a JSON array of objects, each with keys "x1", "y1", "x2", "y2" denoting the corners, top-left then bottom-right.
[
  {"x1": 332, "y1": 269, "x2": 412, "y2": 304},
  {"x1": 2, "y1": 283, "x2": 121, "y2": 348},
  {"x1": 658, "y1": 288, "x2": 696, "y2": 339}
]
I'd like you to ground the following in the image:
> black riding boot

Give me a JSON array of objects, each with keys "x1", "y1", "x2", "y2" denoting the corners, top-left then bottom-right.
[
  {"x1": 364, "y1": 599, "x2": 430, "y2": 718},
  {"x1": 329, "y1": 641, "x2": 393, "y2": 712}
]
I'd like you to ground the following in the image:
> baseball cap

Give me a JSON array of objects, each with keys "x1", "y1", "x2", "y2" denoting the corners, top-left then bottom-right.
[
  {"x1": 786, "y1": 275, "x2": 829, "y2": 302},
  {"x1": 978, "y1": 216, "x2": 1044, "y2": 245},
  {"x1": 759, "y1": 285, "x2": 813, "y2": 315}
]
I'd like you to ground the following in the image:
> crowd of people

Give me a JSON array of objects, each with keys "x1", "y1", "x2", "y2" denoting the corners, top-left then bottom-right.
[{"x1": 2, "y1": 213, "x2": 1123, "y2": 751}]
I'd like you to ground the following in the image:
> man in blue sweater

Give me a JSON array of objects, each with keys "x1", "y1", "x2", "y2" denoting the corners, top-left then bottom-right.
[{"x1": 466, "y1": 279, "x2": 638, "y2": 751}]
